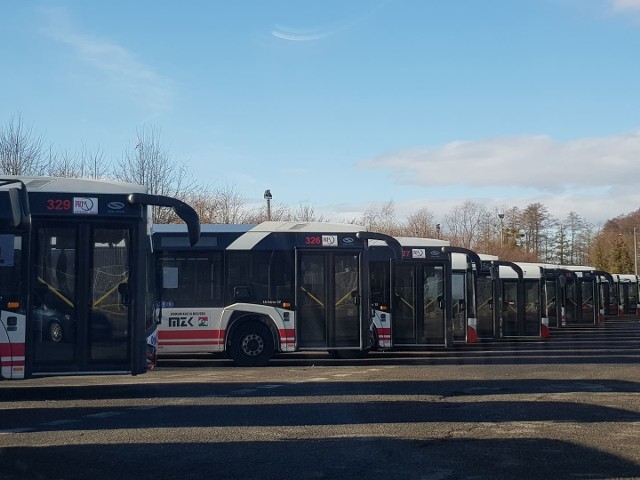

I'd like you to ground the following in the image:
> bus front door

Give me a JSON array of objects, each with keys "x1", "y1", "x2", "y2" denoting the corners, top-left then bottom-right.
[
  {"x1": 296, "y1": 251, "x2": 362, "y2": 350},
  {"x1": 502, "y1": 280, "x2": 518, "y2": 337},
  {"x1": 476, "y1": 277, "x2": 495, "y2": 339},
  {"x1": 30, "y1": 223, "x2": 134, "y2": 375},
  {"x1": 392, "y1": 263, "x2": 445, "y2": 346}
]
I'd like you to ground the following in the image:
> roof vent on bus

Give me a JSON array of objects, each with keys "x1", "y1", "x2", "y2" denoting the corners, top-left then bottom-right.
[
  {"x1": 25, "y1": 179, "x2": 55, "y2": 189},
  {"x1": 290, "y1": 223, "x2": 310, "y2": 230}
]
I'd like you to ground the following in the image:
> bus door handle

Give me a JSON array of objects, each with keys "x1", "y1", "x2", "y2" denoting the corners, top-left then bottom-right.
[
  {"x1": 351, "y1": 291, "x2": 360, "y2": 306},
  {"x1": 118, "y1": 282, "x2": 130, "y2": 306}
]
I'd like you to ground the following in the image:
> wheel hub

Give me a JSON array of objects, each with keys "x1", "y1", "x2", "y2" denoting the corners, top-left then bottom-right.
[{"x1": 242, "y1": 333, "x2": 264, "y2": 357}]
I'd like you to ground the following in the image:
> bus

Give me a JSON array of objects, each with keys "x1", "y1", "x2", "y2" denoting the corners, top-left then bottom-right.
[
  {"x1": 0, "y1": 176, "x2": 200, "y2": 380},
  {"x1": 369, "y1": 238, "x2": 480, "y2": 348},
  {"x1": 152, "y1": 222, "x2": 402, "y2": 366},
  {"x1": 477, "y1": 260, "x2": 523, "y2": 339},
  {"x1": 609, "y1": 274, "x2": 639, "y2": 317},
  {"x1": 561, "y1": 266, "x2": 613, "y2": 326},
  {"x1": 517, "y1": 264, "x2": 612, "y2": 328}
]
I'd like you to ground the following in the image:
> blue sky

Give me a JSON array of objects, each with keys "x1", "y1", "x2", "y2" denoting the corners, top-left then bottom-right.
[{"x1": 2, "y1": 0, "x2": 640, "y2": 226}]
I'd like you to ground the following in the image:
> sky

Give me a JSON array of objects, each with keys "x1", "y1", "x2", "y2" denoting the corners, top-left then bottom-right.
[{"x1": 2, "y1": 0, "x2": 640, "y2": 227}]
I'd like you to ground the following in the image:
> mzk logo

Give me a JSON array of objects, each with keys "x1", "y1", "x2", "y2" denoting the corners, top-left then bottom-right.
[
  {"x1": 168, "y1": 315, "x2": 209, "y2": 327},
  {"x1": 169, "y1": 316, "x2": 194, "y2": 327}
]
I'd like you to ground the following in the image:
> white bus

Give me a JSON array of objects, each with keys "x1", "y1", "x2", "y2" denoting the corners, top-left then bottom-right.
[
  {"x1": 609, "y1": 274, "x2": 639, "y2": 317},
  {"x1": 152, "y1": 222, "x2": 401, "y2": 365},
  {"x1": 369, "y1": 238, "x2": 480, "y2": 348},
  {"x1": 515, "y1": 263, "x2": 613, "y2": 328},
  {"x1": 0, "y1": 176, "x2": 199, "y2": 379}
]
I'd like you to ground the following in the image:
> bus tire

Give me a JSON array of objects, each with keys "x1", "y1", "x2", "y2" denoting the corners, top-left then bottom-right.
[{"x1": 230, "y1": 322, "x2": 274, "y2": 367}]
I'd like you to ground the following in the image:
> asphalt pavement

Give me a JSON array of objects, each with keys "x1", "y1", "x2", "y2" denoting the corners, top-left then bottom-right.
[{"x1": 1, "y1": 317, "x2": 640, "y2": 480}]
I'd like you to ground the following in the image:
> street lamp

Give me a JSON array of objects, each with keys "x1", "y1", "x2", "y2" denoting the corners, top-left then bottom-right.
[
  {"x1": 264, "y1": 189, "x2": 272, "y2": 221},
  {"x1": 498, "y1": 213, "x2": 505, "y2": 246},
  {"x1": 435, "y1": 224, "x2": 441, "y2": 239}
]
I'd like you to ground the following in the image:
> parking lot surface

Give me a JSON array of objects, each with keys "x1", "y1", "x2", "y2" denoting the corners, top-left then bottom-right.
[{"x1": 1, "y1": 318, "x2": 640, "y2": 480}]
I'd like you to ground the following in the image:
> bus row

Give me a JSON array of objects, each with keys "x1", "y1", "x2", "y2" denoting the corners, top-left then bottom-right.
[
  {"x1": 2, "y1": 176, "x2": 638, "y2": 378},
  {"x1": 151, "y1": 222, "x2": 639, "y2": 366}
]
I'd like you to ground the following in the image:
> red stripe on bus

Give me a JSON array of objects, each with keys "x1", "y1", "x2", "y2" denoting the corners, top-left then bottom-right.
[
  {"x1": 158, "y1": 330, "x2": 224, "y2": 340},
  {"x1": 1, "y1": 360, "x2": 25, "y2": 367},
  {"x1": 162, "y1": 340, "x2": 224, "y2": 346},
  {"x1": 0, "y1": 342, "x2": 25, "y2": 356}
]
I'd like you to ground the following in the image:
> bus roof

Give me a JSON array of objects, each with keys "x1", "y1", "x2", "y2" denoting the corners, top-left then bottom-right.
[
  {"x1": 153, "y1": 223, "x2": 255, "y2": 234},
  {"x1": 251, "y1": 221, "x2": 367, "y2": 233},
  {"x1": 1, "y1": 176, "x2": 147, "y2": 195}
]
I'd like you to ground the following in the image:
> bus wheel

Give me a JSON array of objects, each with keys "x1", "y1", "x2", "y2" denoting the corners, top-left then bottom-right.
[
  {"x1": 230, "y1": 322, "x2": 274, "y2": 367},
  {"x1": 49, "y1": 322, "x2": 63, "y2": 343}
]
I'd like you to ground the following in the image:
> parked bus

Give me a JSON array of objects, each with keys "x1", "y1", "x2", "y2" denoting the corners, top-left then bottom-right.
[
  {"x1": 0, "y1": 176, "x2": 200, "y2": 380},
  {"x1": 152, "y1": 222, "x2": 402, "y2": 366},
  {"x1": 609, "y1": 274, "x2": 639, "y2": 317},
  {"x1": 517, "y1": 264, "x2": 612, "y2": 328},
  {"x1": 369, "y1": 238, "x2": 480, "y2": 348},
  {"x1": 475, "y1": 259, "x2": 548, "y2": 340},
  {"x1": 562, "y1": 266, "x2": 613, "y2": 325}
]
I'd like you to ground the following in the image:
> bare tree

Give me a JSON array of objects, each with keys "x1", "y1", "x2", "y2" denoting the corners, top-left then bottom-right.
[
  {"x1": 45, "y1": 146, "x2": 81, "y2": 178},
  {"x1": 78, "y1": 143, "x2": 108, "y2": 179},
  {"x1": 0, "y1": 114, "x2": 45, "y2": 175},
  {"x1": 114, "y1": 126, "x2": 196, "y2": 223},
  {"x1": 212, "y1": 183, "x2": 252, "y2": 224},
  {"x1": 361, "y1": 200, "x2": 398, "y2": 235},
  {"x1": 290, "y1": 203, "x2": 325, "y2": 222},
  {"x1": 184, "y1": 186, "x2": 218, "y2": 224},
  {"x1": 443, "y1": 201, "x2": 487, "y2": 249},
  {"x1": 402, "y1": 207, "x2": 438, "y2": 238},
  {"x1": 519, "y1": 202, "x2": 555, "y2": 259}
]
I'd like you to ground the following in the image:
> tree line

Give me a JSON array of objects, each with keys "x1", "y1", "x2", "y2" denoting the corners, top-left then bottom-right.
[{"x1": 2, "y1": 113, "x2": 638, "y2": 274}]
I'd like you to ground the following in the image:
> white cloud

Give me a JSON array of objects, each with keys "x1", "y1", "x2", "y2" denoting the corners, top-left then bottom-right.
[
  {"x1": 39, "y1": 6, "x2": 172, "y2": 110},
  {"x1": 272, "y1": 1, "x2": 389, "y2": 42},
  {"x1": 612, "y1": 0, "x2": 640, "y2": 11},
  {"x1": 358, "y1": 131, "x2": 640, "y2": 192},
  {"x1": 350, "y1": 131, "x2": 640, "y2": 225}
]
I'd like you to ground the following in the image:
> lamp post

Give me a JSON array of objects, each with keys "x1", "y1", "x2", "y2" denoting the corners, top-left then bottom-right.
[
  {"x1": 264, "y1": 189, "x2": 272, "y2": 221},
  {"x1": 436, "y1": 224, "x2": 441, "y2": 239},
  {"x1": 634, "y1": 227, "x2": 638, "y2": 276},
  {"x1": 498, "y1": 213, "x2": 505, "y2": 246}
]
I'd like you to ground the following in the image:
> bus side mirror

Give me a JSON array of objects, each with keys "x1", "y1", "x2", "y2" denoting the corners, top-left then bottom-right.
[{"x1": 234, "y1": 286, "x2": 251, "y2": 302}]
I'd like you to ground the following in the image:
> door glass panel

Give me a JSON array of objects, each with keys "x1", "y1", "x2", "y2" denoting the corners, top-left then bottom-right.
[
  {"x1": 32, "y1": 227, "x2": 77, "y2": 365},
  {"x1": 476, "y1": 277, "x2": 494, "y2": 338},
  {"x1": 393, "y1": 265, "x2": 416, "y2": 343},
  {"x1": 90, "y1": 228, "x2": 130, "y2": 362},
  {"x1": 422, "y1": 265, "x2": 444, "y2": 344},
  {"x1": 524, "y1": 280, "x2": 540, "y2": 335},
  {"x1": 333, "y1": 253, "x2": 359, "y2": 347},
  {"x1": 565, "y1": 280, "x2": 577, "y2": 324},
  {"x1": 452, "y1": 272, "x2": 466, "y2": 341},
  {"x1": 502, "y1": 281, "x2": 518, "y2": 335},
  {"x1": 297, "y1": 254, "x2": 327, "y2": 347},
  {"x1": 624, "y1": 283, "x2": 637, "y2": 314},
  {"x1": 580, "y1": 280, "x2": 595, "y2": 324},
  {"x1": 546, "y1": 280, "x2": 558, "y2": 328}
]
